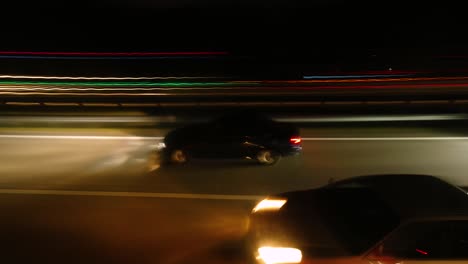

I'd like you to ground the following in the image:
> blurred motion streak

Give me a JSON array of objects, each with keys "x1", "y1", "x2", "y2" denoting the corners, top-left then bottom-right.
[
  {"x1": 236, "y1": 76, "x2": 468, "y2": 83},
  {"x1": 0, "y1": 86, "x2": 252, "y2": 91},
  {"x1": 0, "y1": 114, "x2": 466, "y2": 126},
  {"x1": 0, "y1": 189, "x2": 264, "y2": 200},
  {"x1": 0, "y1": 81, "x2": 250, "y2": 87},
  {"x1": 0, "y1": 92, "x2": 173, "y2": 96},
  {"x1": 3, "y1": 78, "x2": 468, "y2": 96},
  {"x1": 0, "y1": 75, "x2": 227, "y2": 80},
  {"x1": 0, "y1": 135, "x2": 163, "y2": 140},
  {"x1": 0, "y1": 51, "x2": 228, "y2": 58},
  {"x1": 303, "y1": 74, "x2": 412, "y2": 79},
  {"x1": 4, "y1": 76, "x2": 468, "y2": 85}
]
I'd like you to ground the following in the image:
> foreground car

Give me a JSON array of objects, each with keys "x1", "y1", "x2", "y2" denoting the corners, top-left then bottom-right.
[
  {"x1": 162, "y1": 112, "x2": 302, "y2": 165},
  {"x1": 247, "y1": 174, "x2": 468, "y2": 264}
]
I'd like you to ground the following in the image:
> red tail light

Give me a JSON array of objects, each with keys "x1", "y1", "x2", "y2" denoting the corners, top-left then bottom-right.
[{"x1": 290, "y1": 136, "x2": 302, "y2": 144}]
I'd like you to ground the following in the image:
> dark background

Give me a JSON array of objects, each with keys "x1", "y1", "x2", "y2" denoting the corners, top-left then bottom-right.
[
  {"x1": 0, "y1": 2, "x2": 466, "y2": 53},
  {"x1": 1, "y1": 1, "x2": 468, "y2": 77}
]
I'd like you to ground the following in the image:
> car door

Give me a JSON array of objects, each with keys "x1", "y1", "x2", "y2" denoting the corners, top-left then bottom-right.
[
  {"x1": 197, "y1": 121, "x2": 246, "y2": 159},
  {"x1": 365, "y1": 219, "x2": 468, "y2": 264},
  {"x1": 203, "y1": 114, "x2": 271, "y2": 159},
  {"x1": 178, "y1": 124, "x2": 214, "y2": 159}
]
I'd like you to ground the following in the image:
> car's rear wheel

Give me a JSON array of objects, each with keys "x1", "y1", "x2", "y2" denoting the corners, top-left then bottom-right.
[
  {"x1": 170, "y1": 149, "x2": 189, "y2": 164},
  {"x1": 256, "y1": 149, "x2": 281, "y2": 165}
]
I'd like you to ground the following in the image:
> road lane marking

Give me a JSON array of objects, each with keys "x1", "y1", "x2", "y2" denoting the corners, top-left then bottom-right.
[
  {"x1": 0, "y1": 135, "x2": 164, "y2": 140},
  {"x1": 302, "y1": 137, "x2": 468, "y2": 140},
  {"x1": 2, "y1": 135, "x2": 468, "y2": 141},
  {"x1": 0, "y1": 189, "x2": 264, "y2": 201}
]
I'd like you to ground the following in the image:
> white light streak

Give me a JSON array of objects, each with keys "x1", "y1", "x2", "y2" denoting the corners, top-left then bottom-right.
[{"x1": 0, "y1": 75, "x2": 222, "y2": 80}]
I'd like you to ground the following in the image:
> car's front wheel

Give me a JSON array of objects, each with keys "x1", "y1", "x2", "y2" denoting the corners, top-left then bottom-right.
[
  {"x1": 256, "y1": 149, "x2": 281, "y2": 165},
  {"x1": 170, "y1": 149, "x2": 189, "y2": 164}
]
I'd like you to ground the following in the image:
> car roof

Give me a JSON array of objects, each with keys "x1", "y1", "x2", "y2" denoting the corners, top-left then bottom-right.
[
  {"x1": 328, "y1": 174, "x2": 459, "y2": 187},
  {"x1": 283, "y1": 174, "x2": 468, "y2": 219}
]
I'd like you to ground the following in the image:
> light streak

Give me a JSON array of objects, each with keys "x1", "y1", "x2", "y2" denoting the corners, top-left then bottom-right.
[
  {"x1": 0, "y1": 51, "x2": 228, "y2": 56},
  {"x1": 0, "y1": 85, "x2": 259, "y2": 91},
  {"x1": 0, "y1": 189, "x2": 262, "y2": 201},
  {"x1": 236, "y1": 76, "x2": 468, "y2": 83},
  {"x1": 0, "y1": 56, "x2": 223, "y2": 60},
  {"x1": 0, "y1": 92, "x2": 173, "y2": 96},
  {"x1": 0, "y1": 75, "x2": 225, "y2": 80},
  {"x1": 2, "y1": 76, "x2": 468, "y2": 85},
  {"x1": 0, "y1": 87, "x2": 234, "y2": 91},
  {"x1": 0, "y1": 81, "x2": 256, "y2": 87},
  {"x1": 1, "y1": 80, "x2": 468, "y2": 89},
  {"x1": 3, "y1": 134, "x2": 468, "y2": 141},
  {"x1": 304, "y1": 74, "x2": 411, "y2": 79}
]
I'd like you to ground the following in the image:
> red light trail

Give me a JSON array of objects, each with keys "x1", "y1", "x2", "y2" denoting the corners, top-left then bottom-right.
[{"x1": 0, "y1": 51, "x2": 228, "y2": 56}]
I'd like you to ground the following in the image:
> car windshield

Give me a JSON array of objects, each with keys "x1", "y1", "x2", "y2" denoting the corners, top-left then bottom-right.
[
  {"x1": 213, "y1": 111, "x2": 273, "y2": 125},
  {"x1": 2, "y1": 2, "x2": 468, "y2": 264}
]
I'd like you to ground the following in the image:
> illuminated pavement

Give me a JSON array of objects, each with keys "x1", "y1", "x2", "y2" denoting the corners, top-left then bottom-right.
[{"x1": 1, "y1": 122, "x2": 468, "y2": 263}]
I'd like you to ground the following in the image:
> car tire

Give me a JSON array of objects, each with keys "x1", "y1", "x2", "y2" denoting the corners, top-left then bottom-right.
[
  {"x1": 256, "y1": 149, "x2": 281, "y2": 165},
  {"x1": 170, "y1": 149, "x2": 189, "y2": 164}
]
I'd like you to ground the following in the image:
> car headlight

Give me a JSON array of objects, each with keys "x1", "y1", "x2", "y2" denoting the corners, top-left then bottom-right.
[
  {"x1": 154, "y1": 142, "x2": 166, "y2": 150},
  {"x1": 252, "y1": 198, "x2": 287, "y2": 213},
  {"x1": 257, "y1": 246, "x2": 302, "y2": 264}
]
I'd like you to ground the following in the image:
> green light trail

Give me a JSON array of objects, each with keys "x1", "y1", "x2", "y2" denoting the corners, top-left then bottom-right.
[{"x1": 0, "y1": 81, "x2": 258, "y2": 87}]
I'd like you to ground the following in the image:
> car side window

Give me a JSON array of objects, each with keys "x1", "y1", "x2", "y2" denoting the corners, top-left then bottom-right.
[
  {"x1": 380, "y1": 220, "x2": 468, "y2": 260},
  {"x1": 213, "y1": 115, "x2": 267, "y2": 136}
]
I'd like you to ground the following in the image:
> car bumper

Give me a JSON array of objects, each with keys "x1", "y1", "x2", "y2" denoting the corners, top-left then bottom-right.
[{"x1": 280, "y1": 146, "x2": 302, "y2": 156}]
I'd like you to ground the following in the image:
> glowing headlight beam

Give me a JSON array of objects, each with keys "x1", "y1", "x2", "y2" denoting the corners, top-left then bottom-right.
[
  {"x1": 257, "y1": 247, "x2": 302, "y2": 264},
  {"x1": 252, "y1": 198, "x2": 287, "y2": 213}
]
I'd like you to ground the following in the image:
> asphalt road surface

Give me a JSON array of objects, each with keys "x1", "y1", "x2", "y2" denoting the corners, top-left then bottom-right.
[{"x1": 1, "y1": 122, "x2": 468, "y2": 263}]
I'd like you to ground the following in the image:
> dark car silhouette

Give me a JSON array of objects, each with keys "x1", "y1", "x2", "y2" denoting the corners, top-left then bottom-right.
[
  {"x1": 247, "y1": 174, "x2": 468, "y2": 264},
  {"x1": 162, "y1": 112, "x2": 302, "y2": 165}
]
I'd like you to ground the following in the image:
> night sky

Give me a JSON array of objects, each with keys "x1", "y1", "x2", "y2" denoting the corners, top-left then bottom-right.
[
  {"x1": 0, "y1": 2, "x2": 465, "y2": 52},
  {"x1": 1, "y1": 2, "x2": 468, "y2": 76}
]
